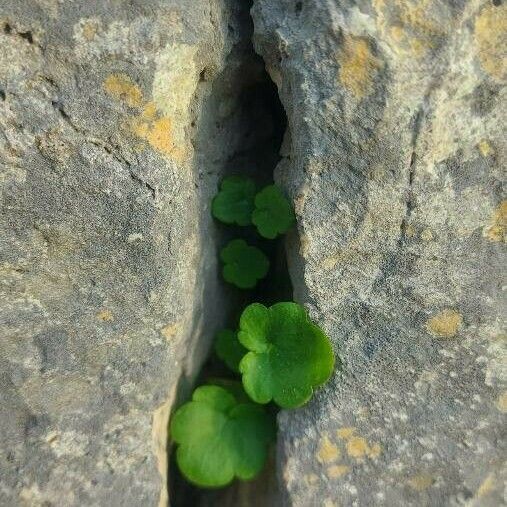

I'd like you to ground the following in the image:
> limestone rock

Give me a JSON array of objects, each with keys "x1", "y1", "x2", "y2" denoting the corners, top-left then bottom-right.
[
  {"x1": 0, "y1": 1, "x2": 273, "y2": 505},
  {"x1": 252, "y1": 0, "x2": 506, "y2": 505}
]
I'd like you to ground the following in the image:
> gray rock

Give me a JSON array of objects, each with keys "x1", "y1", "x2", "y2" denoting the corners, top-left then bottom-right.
[
  {"x1": 252, "y1": 0, "x2": 506, "y2": 505},
  {"x1": 0, "y1": 1, "x2": 279, "y2": 505}
]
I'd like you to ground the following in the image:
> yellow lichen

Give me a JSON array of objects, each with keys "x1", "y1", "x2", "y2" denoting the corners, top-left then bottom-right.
[
  {"x1": 368, "y1": 442, "x2": 382, "y2": 458},
  {"x1": 477, "y1": 473, "x2": 495, "y2": 497},
  {"x1": 336, "y1": 427, "x2": 356, "y2": 439},
  {"x1": 404, "y1": 224, "x2": 417, "y2": 238},
  {"x1": 299, "y1": 234, "x2": 310, "y2": 257},
  {"x1": 337, "y1": 427, "x2": 381, "y2": 460},
  {"x1": 483, "y1": 201, "x2": 507, "y2": 243},
  {"x1": 420, "y1": 228, "x2": 434, "y2": 242},
  {"x1": 373, "y1": 0, "x2": 447, "y2": 58},
  {"x1": 305, "y1": 473, "x2": 319, "y2": 485},
  {"x1": 338, "y1": 35, "x2": 381, "y2": 99},
  {"x1": 160, "y1": 322, "x2": 181, "y2": 341},
  {"x1": 327, "y1": 464, "x2": 350, "y2": 479},
  {"x1": 425, "y1": 309, "x2": 463, "y2": 338},
  {"x1": 96, "y1": 309, "x2": 114, "y2": 322},
  {"x1": 478, "y1": 139, "x2": 494, "y2": 157},
  {"x1": 321, "y1": 254, "x2": 340, "y2": 271},
  {"x1": 317, "y1": 436, "x2": 340, "y2": 464},
  {"x1": 103, "y1": 74, "x2": 144, "y2": 108},
  {"x1": 407, "y1": 473, "x2": 434, "y2": 491},
  {"x1": 474, "y1": 5, "x2": 507, "y2": 81},
  {"x1": 132, "y1": 117, "x2": 176, "y2": 158},
  {"x1": 141, "y1": 101, "x2": 158, "y2": 120},
  {"x1": 346, "y1": 436, "x2": 370, "y2": 458},
  {"x1": 81, "y1": 20, "x2": 99, "y2": 41},
  {"x1": 496, "y1": 391, "x2": 507, "y2": 413},
  {"x1": 103, "y1": 72, "x2": 188, "y2": 161}
]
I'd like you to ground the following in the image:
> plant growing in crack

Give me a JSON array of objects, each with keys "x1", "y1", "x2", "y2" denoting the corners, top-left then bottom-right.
[
  {"x1": 212, "y1": 175, "x2": 256, "y2": 226},
  {"x1": 170, "y1": 384, "x2": 275, "y2": 487},
  {"x1": 170, "y1": 175, "x2": 337, "y2": 488},
  {"x1": 238, "y1": 302, "x2": 335, "y2": 408},
  {"x1": 214, "y1": 329, "x2": 247, "y2": 373},
  {"x1": 252, "y1": 184, "x2": 295, "y2": 239},
  {"x1": 220, "y1": 239, "x2": 269, "y2": 289}
]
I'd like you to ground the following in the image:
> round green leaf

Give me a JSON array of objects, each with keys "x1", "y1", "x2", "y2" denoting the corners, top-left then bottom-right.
[
  {"x1": 212, "y1": 176, "x2": 256, "y2": 226},
  {"x1": 220, "y1": 239, "x2": 270, "y2": 289},
  {"x1": 238, "y1": 302, "x2": 335, "y2": 409},
  {"x1": 214, "y1": 329, "x2": 248, "y2": 373},
  {"x1": 170, "y1": 384, "x2": 276, "y2": 488},
  {"x1": 252, "y1": 185, "x2": 295, "y2": 239}
]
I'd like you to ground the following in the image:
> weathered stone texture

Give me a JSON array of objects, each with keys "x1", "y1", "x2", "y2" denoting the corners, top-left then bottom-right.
[
  {"x1": 252, "y1": 0, "x2": 506, "y2": 505},
  {"x1": 0, "y1": 1, "x2": 266, "y2": 505}
]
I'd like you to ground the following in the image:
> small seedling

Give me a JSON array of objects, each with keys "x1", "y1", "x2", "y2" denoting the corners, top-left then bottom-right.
[
  {"x1": 214, "y1": 329, "x2": 247, "y2": 373},
  {"x1": 212, "y1": 176, "x2": 256, "y2": 226},
  {"x1": 170, "y1": 384, "x2": 275, "y2": 488},
  {"x1": 252, "y1": 185, "x2": 295, "y2": 239},
  {"x1": 220, "y1": 239, "x2": 269, "y2": 289},
  {"x1": 238, "y1": 302, "x2": 335, "y2": 408}
]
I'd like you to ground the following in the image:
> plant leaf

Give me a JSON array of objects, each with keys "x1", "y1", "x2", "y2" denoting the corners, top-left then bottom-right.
[
  {"x1": 252, "y1": 185, "x2": 295, "y2": 239},
  {"x1": 220, "y1": 239, "x2": 270, "y2": 289},
  {"x1": 214, "y1": 329, "x2": 248, "y2": 373},
  {"x1": 212, "y1": 176, "x2": 256, "y2": 226},
  {"x1": 238, "y1": 302, "x2": 335, "y2": 409},
  {"x1": 170, "y1": 384, "x2": 276, "y2": 488}
]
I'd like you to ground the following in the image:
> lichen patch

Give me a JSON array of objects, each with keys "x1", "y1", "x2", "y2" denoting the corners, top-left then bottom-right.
[
  {"x1": 96, "y1": 309, "x2": 114, "y2": 322},
  {"x1": 327, "y1": 464, "x2": 350, "y2": 479},
  {"x1": 483, "y1": 201, "x2": 507, "y2": 243},
  {"x1": 160, "y1": 322, "x2": 181, "y2": 341},
  {"x1": 317, "y1": 435, "x2": 340, "y2": 464},
  {"x1": 338, "y1": 35, "x2": 381, "y2": 99},
  {"x1": 474, "y1": 4, "x2": 507, "y2": 81},
  {"x1": 407, "y1": 473, "x2": 434, "y2": 491},
  {"x1": 425, "y1": 309, "x2": 463, "y2": 338},
  {"x1": 103, "y1": 73, "x2": 144, "y2": 108},
  {"x1": 495, "y1": 391, "x2": 507, "y2": 413},
  {"x1": 337, "y1": 427, "x2": 382, "y2": 460}
]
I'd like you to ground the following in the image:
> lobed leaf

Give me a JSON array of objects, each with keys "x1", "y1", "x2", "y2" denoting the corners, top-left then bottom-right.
[
  {"x1": 212, "y1": 176, "x2": 256, "y2": 226},
  {"x1": 220, "y1": 239, "x2": 269, "y2": 289},
  {"x1": 170, "y1": 384, "x2": 276, "y2": 488},
  {"x1": 252, "y1": 185, "x2": 295, "y2": 239},
  {"x1": 214, "y1": 329, "x2": 248, "y2": 373},
  {"x1": 238, "y1": 302, "x2": 335, "y2": 409}
]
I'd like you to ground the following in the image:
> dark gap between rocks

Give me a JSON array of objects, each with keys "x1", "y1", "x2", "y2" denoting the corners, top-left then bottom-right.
[{"x1": 169, "y1": 1, "x2": 289, "y2": 505}]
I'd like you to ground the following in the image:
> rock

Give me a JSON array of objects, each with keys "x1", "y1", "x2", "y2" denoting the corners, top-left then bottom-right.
[
  {"x1": 252, "y1": 0, "x2": 506, "y2": 505},
  {"x1": 0, "y1": 1, "x2": 280, "y2": 505}
]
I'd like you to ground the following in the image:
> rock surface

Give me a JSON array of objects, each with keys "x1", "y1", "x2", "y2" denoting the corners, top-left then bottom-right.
[
  {"x1": 252, "y1": 0, "x2": 506, "y2": 505},
  {"x1": 0, "y1": 1, "x2": 281, "y2": 505}
]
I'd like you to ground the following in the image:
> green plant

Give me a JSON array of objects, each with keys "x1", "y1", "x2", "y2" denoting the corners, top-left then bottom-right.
[
  {"x1": 171, "y1": 172, "x2": 337, "y2": 490},
  {"x1": 170, "y1": 384, "x2": 275, "y2": 488},
  {"x1": 220, "y1": 239, "x2": 269, "y2": 289},
  {"x1": 212, "y1": 176, "x2": 256, "y2": 226},
  {"x1": 238, "y1": 302, "x2": 335, "y2": 408},
  {"x1": 252, "y1": 185, "x2": 295, "y2": 239},
  {"x1": 214, "y1": 329, "x2": 247, "y2": 373}
]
